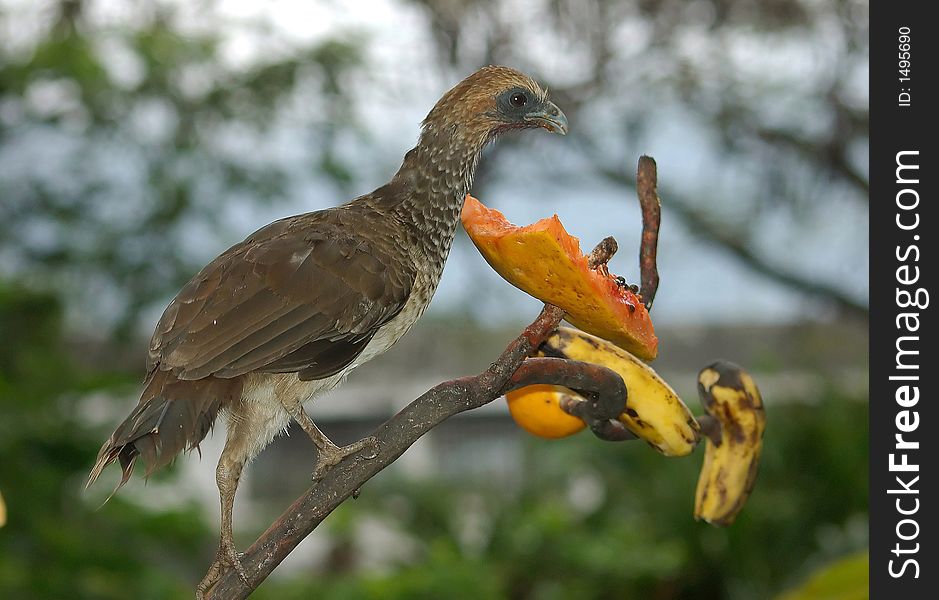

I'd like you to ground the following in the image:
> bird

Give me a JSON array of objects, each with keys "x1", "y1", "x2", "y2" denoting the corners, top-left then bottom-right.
[{"x1": 86, "y1": 65, "x2": 567, "y2": 596}]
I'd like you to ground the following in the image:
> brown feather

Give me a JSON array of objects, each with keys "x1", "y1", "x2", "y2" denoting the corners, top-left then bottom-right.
[
  {"x1": 87, "y1": 371, "x2": 243, "y2": 490},
  {"x1": 149, "y1": 209, "x2": 415, "y2": 382},
  {"x1": 259, "y1": 334, "x2": 378, "y2": 380}
]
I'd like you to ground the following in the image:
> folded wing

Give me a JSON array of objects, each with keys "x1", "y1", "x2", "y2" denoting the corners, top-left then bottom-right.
[{"x1": 149, "y1": 210, "x2": 414, "y2": 381}]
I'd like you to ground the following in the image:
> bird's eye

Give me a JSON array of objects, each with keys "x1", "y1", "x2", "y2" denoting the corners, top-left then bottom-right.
[{"x1": 510, "y1": 92, "x2": 528, "y2": 107}]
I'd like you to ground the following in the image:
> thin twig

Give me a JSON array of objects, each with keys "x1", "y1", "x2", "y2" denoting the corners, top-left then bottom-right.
[
  {"x1": 504, "y1": 357, "x2": 629, "y2": 441},
  {"x1": 587, "y1": 236, "x2": 618, "y2": 274},
  {"x1": 596, "y1": 160, "x2": 868, "y2": 318},
  {"x1": 636, "y1": 156, "x2": 660, "y2": 310},
  {"x1": 503, "y1": 357, "x2": 626, "y2": 420}
]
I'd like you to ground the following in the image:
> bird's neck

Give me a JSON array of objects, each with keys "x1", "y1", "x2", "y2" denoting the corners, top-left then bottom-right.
[
  {"x1": 397, "y1": 122, "x2": 489, "y2": 203},
  {"x1": 389, "y1": 123, "x2": 490, "y2": 268}
]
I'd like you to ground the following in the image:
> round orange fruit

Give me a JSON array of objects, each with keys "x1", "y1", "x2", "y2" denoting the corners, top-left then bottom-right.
[{"x1": 505, "y1": 384, "x2": 587, "y2": 439}]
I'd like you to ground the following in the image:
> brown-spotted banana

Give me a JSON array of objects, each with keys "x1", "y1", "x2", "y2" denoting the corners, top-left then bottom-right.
[
  {"x1": 693, "y1": 361, "x2": 766, "y2": 526},
  {"x1": 534, "y1": 326, "x2": 700, "y2": 456}
]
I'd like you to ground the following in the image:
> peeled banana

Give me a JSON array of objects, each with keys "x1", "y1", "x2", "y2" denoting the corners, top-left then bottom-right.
[
  {"x1": 693, "y1": 361, "x2": 766, "y2": 526},
  {"x1": 535, "y1": 327, "x2": 700, "y2": 456}
]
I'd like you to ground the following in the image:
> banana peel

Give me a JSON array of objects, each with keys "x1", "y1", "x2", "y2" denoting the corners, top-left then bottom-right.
[
  {"x1": 693, "y1": 361, "x2": 766, "y2": 526},
  {"x1": 529, "y1": 327, "x2": 699, "y2": 456}
]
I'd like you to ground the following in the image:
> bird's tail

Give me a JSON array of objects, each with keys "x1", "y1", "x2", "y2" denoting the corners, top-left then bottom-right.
[{"x1": 86, "y1": 370, "x2": 243, "y2": 494}]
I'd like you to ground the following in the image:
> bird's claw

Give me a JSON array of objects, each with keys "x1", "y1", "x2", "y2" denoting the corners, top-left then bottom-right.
[
  {"x1": 195, "y1": 538, "x2": 248, "y2": 599},
  {"x1": 311, "y1": 436, "x2": 380, "y2": 482}
]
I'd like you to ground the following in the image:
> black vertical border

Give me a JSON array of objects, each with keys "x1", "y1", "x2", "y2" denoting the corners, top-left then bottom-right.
[{"x1": 870, "y1": 4, "x2": 935, "y2": 598}]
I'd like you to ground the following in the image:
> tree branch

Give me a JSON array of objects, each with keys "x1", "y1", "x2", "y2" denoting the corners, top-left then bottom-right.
[
  {"x1": 595, "y1": 164, "x2": 869, "y2": 319},
  {"x1": 206, "y1": 155, "x2": 673, "y2": 598},
  {"x1": 636, "y1": 155, "x2": 661, "y2": 310},
  {"x1": 665, "y1": 198, "x2": 869, "y2": 319},
  {"x1": 206, "y1": 304, "x2": 637, "y2": 598}
]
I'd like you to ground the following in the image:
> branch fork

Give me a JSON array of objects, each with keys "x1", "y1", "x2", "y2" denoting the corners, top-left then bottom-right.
[{"x1": 204, "y1": 157, "x2": 666, "y2": 598}]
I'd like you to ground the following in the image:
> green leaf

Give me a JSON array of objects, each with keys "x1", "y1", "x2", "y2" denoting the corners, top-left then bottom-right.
[{"x1": 776, "y1": 552, "x2": 869, "y2": 600}]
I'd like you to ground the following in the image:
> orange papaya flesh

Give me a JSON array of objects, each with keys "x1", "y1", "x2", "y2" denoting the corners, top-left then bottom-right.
[
  {"x1": 461, "y1": 195, "x2": 658, "y2": 360},
  {"x1": 505, "y1": 385, "x2": 587, "y2": 439}
]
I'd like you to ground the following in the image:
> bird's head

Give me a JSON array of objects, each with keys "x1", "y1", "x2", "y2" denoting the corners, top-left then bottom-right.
[
  {"x1": 405, "y1": 66, "x2": 566, "y2": 196},
  {"x1": 421, "y1": 65, "x2": 568, "y2": 144}
]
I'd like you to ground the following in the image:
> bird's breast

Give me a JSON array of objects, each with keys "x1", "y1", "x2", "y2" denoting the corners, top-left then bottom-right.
[{"x1": 351, "y1": 270, "x2": 437, "y2": 369}]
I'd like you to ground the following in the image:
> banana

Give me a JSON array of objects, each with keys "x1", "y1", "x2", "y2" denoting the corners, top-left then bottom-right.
[
  {"x1": 536, "y1": 326, "x2": 700, "y2": 456},
  {"x1": 693, "y1": 361, "x2": 766, "y2": 526}
]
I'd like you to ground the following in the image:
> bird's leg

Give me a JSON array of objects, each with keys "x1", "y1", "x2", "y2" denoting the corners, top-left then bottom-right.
[
  {"x1": 280, "y1": 398, "x2": 379, "y2": 481},
  {"x1": 196, "y1": 441, "x2": 249, "y2": 598}
]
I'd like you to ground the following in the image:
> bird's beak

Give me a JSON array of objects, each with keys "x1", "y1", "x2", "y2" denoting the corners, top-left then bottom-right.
[{"x1": 525, "y1": 101, "x2": 568, "y2": 135}]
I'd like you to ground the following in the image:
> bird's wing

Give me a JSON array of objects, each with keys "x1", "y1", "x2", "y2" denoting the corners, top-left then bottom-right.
[{"x1": 147, "y1": 210, "x2": 414, "y2": 381}]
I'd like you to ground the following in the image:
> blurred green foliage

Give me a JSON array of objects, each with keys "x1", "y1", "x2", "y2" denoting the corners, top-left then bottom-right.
[
  {"x1": 0, "y1": 1, "x2": 367, "y2": 337},
  {"x1": 0, "y1": 282, "x2": 212, "y2": 599}
]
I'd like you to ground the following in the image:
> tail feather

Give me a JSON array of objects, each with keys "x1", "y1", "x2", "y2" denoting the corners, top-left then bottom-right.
[{"x1": 86, "y1": 370, "x2": 242, "y2": 493}]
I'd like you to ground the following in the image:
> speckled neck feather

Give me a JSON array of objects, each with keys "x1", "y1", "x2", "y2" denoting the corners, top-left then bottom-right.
[
  {"x1": 388, "y1": 66, "x2": 546, "y2": 276},
  {"x1": 388, "y1": 126, "x2": 486, "y2": 272}
]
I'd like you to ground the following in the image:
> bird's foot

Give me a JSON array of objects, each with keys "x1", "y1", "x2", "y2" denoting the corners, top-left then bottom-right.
[
  {"x1": 195, "y1": 537, "x2": 248, "y2": 599},
  {"x1": 311, "y1": 436, "x2": 380, "y2": 481}
]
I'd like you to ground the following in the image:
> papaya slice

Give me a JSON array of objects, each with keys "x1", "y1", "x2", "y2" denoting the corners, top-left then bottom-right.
[{"x1": 461, "y1": 195, "x2": 658, "y2": 360}]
